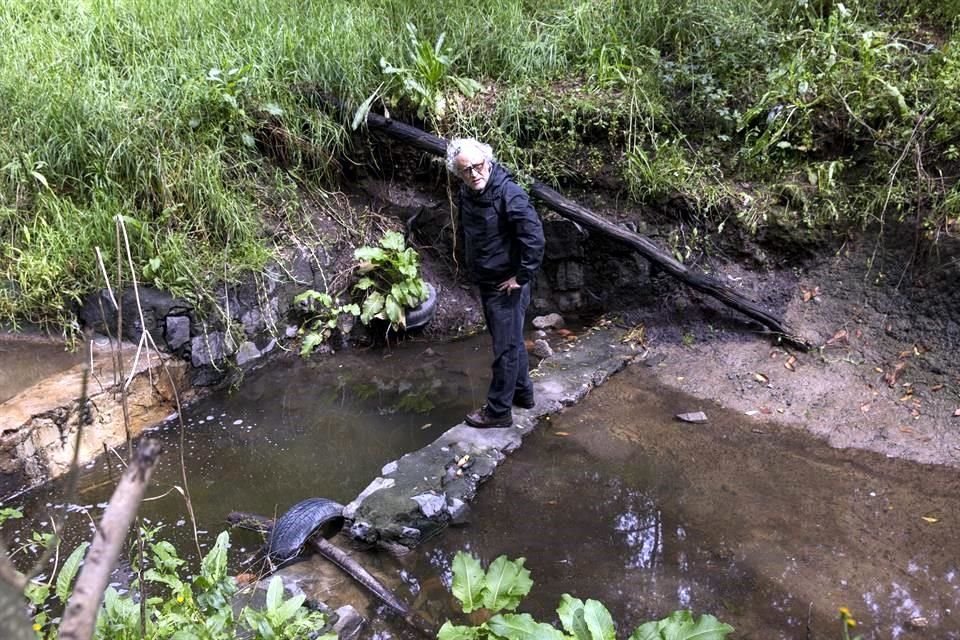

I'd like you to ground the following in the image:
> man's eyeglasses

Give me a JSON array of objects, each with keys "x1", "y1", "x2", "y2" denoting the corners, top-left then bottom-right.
[{"x1": 458, "y1": 161, "x2": 486, "y2": 177}]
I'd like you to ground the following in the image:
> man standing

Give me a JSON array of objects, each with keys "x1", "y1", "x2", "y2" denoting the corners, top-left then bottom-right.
[{"x1": 446, "y1": 138, "x2": 545, "y2": 428}]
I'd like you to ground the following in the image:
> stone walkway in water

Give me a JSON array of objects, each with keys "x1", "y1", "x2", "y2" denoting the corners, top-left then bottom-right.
[{"x1": 342, "y1": 323, "x2": 638, "y2": 551}]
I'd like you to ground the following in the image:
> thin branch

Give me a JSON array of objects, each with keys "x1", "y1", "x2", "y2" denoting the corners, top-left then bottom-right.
[{"x1": 58, "y1": 439, "x2": 162, "y2": 640}]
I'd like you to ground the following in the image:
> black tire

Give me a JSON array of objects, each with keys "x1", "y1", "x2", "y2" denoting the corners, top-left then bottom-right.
[
  {"x1": 404, "y1": 282, "x2": 437, "y2": 330},
  {"x1": 267, "y1": 497, "x2": 344, "y2": 564}
]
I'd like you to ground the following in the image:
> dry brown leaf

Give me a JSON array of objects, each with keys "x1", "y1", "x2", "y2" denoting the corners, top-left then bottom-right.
[
  {"x1": 932, "y1": 384, "x2": 944, "y2": 391},
  {"x1": 554, "y1": 431, "x2": 569, "y2": 437},
  {"x1": 800, "y1": 285, "x2": 821, "y2": 302},
  {"x1": 898, "y1": 349, "x2": 913, "y2": 359},
  {"x1": 784, "y1": 355, "x2": 797, "y2": 371},
  {"x1": 884, "y1": 361, "x2": 908, "y2": 387},
  {"x1": 825, "y1": 329, "x2": 849, "y2": 346},
  {"x1": 900, "y1": 427, "x2": 914, "y2": 434},
  {"x1": 754, "y1": 372, "x2": 769, "y2": 384},
  {"x1": 921, "y1": 516, "x2": 939, "y2": 524}
]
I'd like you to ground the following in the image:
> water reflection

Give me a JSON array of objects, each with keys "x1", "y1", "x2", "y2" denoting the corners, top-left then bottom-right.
[
  {"x1": 3, "y1": 336, "x2": 494, "y2": 566},
  {"x1": 613, "y1": 492, "x2": 661, "y2": 570},
  {"x1": 406, "y1": 365, "x2": 960, "y2": 640}
]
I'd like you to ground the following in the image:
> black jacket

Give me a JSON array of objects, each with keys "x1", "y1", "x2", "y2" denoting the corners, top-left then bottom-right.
[{"x1": 458, "y1": 163, "x2": 545, "y2": 287}]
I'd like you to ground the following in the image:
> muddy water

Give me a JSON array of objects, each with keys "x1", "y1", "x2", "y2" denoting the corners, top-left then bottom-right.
[
  {"x1": 4, "y1": 336, "x2": 493, "y2": 559},
  {"x1": 0, "y1": 338, "x2": 83, "y2": 404},
  {"x1": 5, "y1": 341, "x2": 959, "y2": 639},
  {"x1": 398, "y1": 366, "x2": 959, "y2": 640}
]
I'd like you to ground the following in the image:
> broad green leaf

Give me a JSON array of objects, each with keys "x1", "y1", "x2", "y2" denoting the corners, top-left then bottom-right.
[
  {"x1": 353, "y1": 277, "x2": 376, "y2": 291},
  {"x1": 361, "y1": 291, "x2": 385, "y2": 324},
  {"x1": 628, "y1": 622, "x2": 662, "y2": 640},
  {"x1": 487, "y1": 613, "x2": 565, "y2": 640},
  {"x1": 352, "y1": 91, "x2": 378, "y2": 131},
  {"x1": 30, "y1": 170, "x2": 49, "y2": 189},
  {"x1": 482, "y1": 555, "x2": 533, "y2": 613},
  {"x1": 56, "y1": 542, "x2": 89, "y2": 603},
  {"x1": 437, "y1": 621, "x2": 482, "y2": 640},
  {"x1": 275, "y1": 592, "x2": 306, "y2": 624},
  {"x1": 379, "y1": 230, "x2": 406, "y2": 252},
  {"x1": 451, "y1": 551, "x2": 485, "y2": 613},
  {"x1": 582, "y1": 600, "x2": 616, "y2": 640},
  {"x1": 627, "y1": 611, "x2": 733, "y2": 640},
  {"x1": 354, "y1": 246, "x2": 386, "y2": 262},
  {"x1": 452, "y1": 76, "x2": 483, "y2": 98},
  {"x1": 384, "y1": 294, "x2": 404, "y2": 328},
  {"x1": 300, "y1": 332, "x2": 324, "y2": 356},
  {"x1": 558, "y1": 594, "x2": 586, "y2": 634},
  {"x1": 200, "y1": 532, "x2": 230, "y2": 583},
  {"x1": 266, "y1": 576, "x2": 283, "y2": 612},
  {"x1": 572, "y1": 608, "x2": 592, "y2": 640}
]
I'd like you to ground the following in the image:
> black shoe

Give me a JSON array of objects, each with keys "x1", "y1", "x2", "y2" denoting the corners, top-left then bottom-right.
[
  {"x1": 513, "y1": 394, "x2": 535, "y2": 409},
  {"x1": 465, "y1": 405, "x2": 513, "y2": 428}
]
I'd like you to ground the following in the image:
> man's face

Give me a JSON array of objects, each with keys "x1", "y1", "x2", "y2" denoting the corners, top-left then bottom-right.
[{"x1": 454, "y1": 151, "x2": 490, "y2": 191}]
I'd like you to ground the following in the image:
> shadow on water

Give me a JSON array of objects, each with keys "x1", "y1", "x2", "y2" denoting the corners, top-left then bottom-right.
[
  {"x1": 396, "y1": 365, "x2": 959, "y2": 640},
  {"x1": 4, "y1": 336, "x2": 493, "y2": 562}
]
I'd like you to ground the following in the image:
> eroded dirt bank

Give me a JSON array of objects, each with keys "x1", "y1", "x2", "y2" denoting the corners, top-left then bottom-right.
[{"x1": 614, "y1": 228, "x2": 960, "y2": 469}]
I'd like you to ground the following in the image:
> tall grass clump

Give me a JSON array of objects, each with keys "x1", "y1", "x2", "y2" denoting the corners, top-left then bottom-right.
[{"x1": 3, "y1": 0, "x2": 960, "y2": 332}]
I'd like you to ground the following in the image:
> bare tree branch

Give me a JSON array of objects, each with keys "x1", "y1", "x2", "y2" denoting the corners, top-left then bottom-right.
[{"x1": 58, "y1": 439, "x2": 162, "y2": 640}]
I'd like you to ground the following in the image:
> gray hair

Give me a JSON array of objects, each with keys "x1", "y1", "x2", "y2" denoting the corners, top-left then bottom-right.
[{"x1": 445, "y1": 138, "x2": 495, "y2": 174}]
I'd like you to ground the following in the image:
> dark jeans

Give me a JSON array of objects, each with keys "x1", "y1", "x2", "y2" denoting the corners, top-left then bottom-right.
[{"x1": 480, "y1": 283, "x2": 533, "y2": 416}]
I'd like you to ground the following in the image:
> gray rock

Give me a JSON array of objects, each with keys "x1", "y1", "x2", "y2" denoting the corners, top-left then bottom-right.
[
  {"x1": 333, "y1": 605, "x2": 365, "y2": 640},
  {"x1": 235, "y1": 341, "x2": 261, "y2": 366},
  {"x1": 411, "y1": 492, "x2": 447, "y2": 518},
  {"x1": 343, "y1": 477, "x2": 396, "y2": 519},
  {"x1": 348, "y1": 521, "x2": 376, "y2": 544},
  {"x1": 532, "y1": 313, "x2": 565, "y2": 330},
  {"x1": 190, "y1": 332, "x2": 236, "y2": 367},
  {"x1": 676, "y1": 411, "x2": 709, "y2": 424},
  {"x1": 447, "y1": 498, "x2": 469, "y2": 525},
  {"x1": 400, "y1": 526, "x2": 422, "y2": 541},
  {"x1": 165, "y1": 315, "x2": 191, "y2": 351},
  {"x1": 240, "y1": 309, "x2": 263, "y2": 336},
  {"x1": 260, "y1": 338, "x2": 277, "y2": 355},
  {"x1": 554, "y1": 261, "x2": 584, "y2": 291},
  {"x1": 284, "y1": 325, "x2": 299, "y2": 338},
  {"x1": 531, "y1": 339, "x2": 554, "y2": 359}
]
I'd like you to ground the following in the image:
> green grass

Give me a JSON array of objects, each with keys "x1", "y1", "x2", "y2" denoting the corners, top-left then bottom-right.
[{"x1": 1, "y1": 0, "x2": 958, "y2": 333}]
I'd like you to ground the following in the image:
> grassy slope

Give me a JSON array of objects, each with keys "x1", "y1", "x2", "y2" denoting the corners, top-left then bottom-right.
[{"x1": 1, "y1": 0, "x2": 958, "y2": 333}]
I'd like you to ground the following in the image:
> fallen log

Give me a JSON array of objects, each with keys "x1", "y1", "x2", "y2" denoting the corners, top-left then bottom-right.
[
  {"x1": 226, "y1": 511, "x2": 434, "y2": 637},
  {"x1": 319, "y1": 94, "x2": 810, "y2": 350}
]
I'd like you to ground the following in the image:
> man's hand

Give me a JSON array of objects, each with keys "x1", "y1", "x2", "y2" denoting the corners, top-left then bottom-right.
[{"x1": 497, "y1": 276, "x2": 521, "y2": 292}]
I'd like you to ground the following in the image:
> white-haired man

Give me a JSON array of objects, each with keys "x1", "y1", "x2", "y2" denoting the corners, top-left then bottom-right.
[{"x1": 446, "y1": 138, "x2": 545, "y2": 428}]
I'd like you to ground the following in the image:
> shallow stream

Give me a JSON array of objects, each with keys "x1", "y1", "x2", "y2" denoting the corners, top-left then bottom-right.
[{"x1": 4, "y1": 338, "x2": 958, "y2": 639}]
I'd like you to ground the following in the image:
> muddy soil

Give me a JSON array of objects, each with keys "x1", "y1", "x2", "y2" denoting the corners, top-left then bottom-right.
[
  {"x1": 610, "y1": 225, "x2": 960, "y2": 469},
  {"x1": 387, "y1": 163, "x2": 960, "y2": 469}
]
